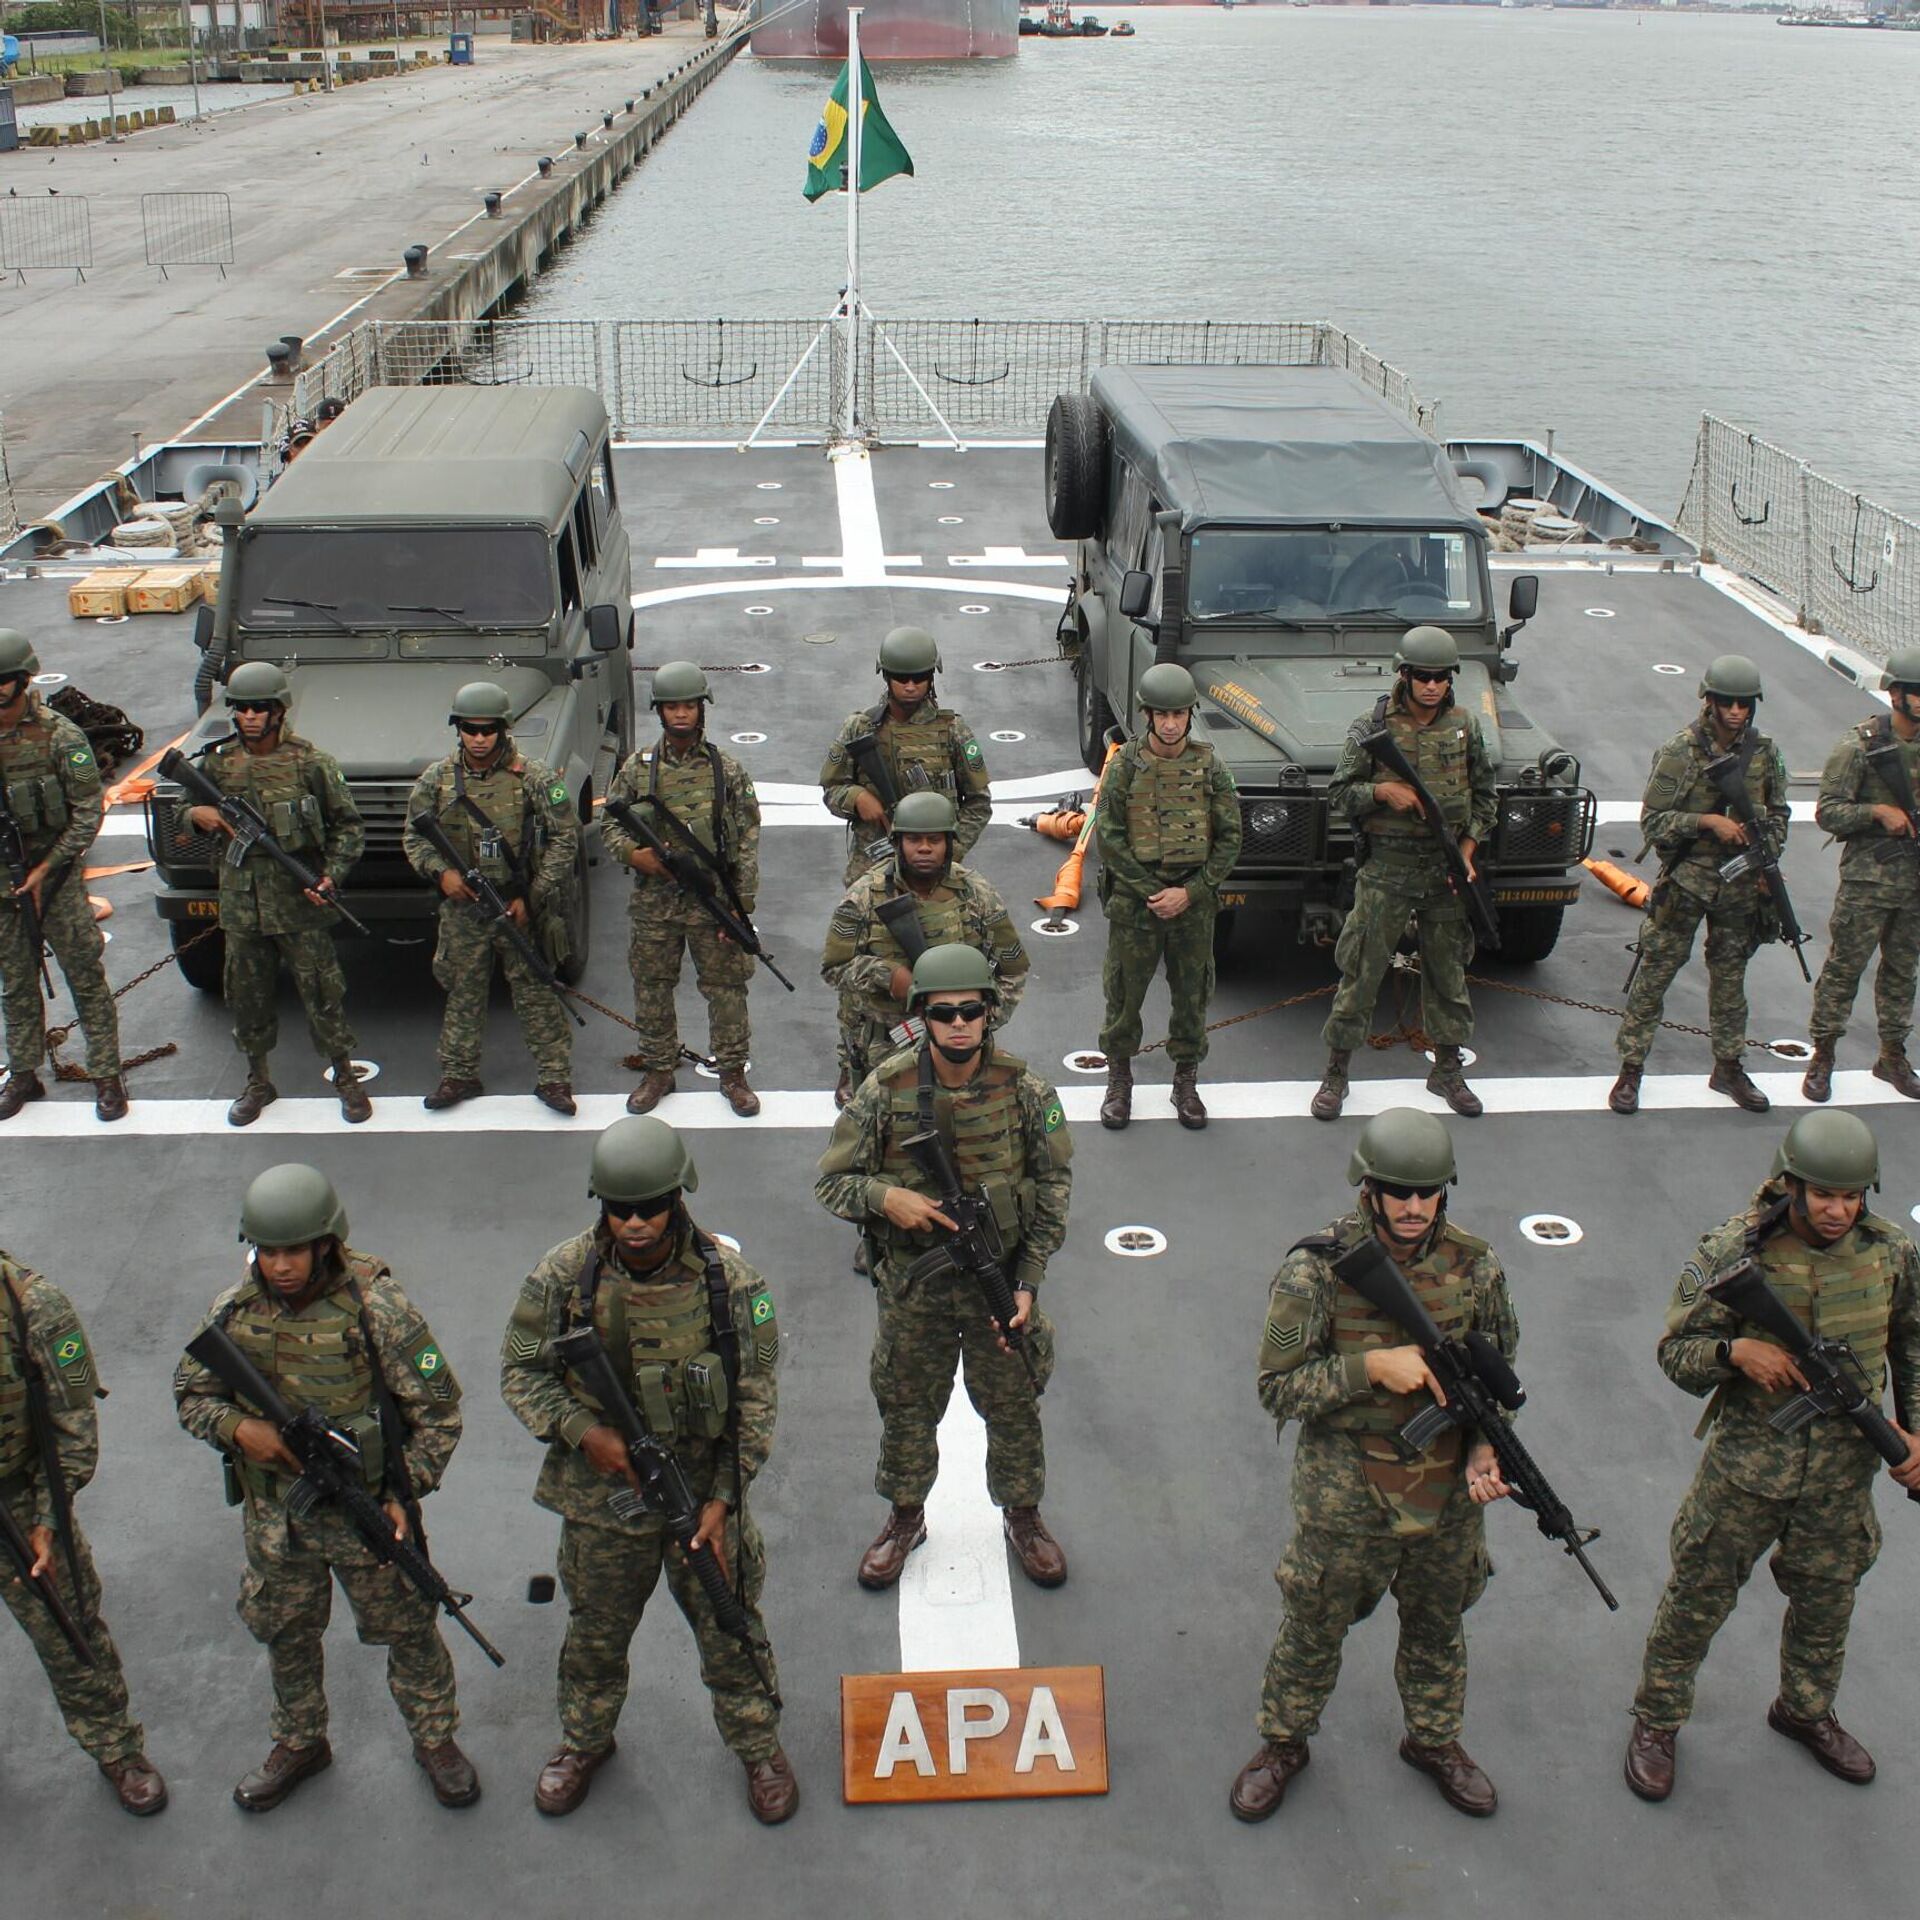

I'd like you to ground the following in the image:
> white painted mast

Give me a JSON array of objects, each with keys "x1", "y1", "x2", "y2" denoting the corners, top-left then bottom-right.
[{"x1": 842, "y1": 6, "x2": 866, "y2": 439}]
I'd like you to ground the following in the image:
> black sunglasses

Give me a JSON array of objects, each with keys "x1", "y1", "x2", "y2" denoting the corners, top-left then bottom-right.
[
  {"x1": 603, "y1": 1190, "x2": 677, "y2": 1221},
  {"x1": 887, "y1": 670, "x2": 934, "y2": 685},
  {"x1": 1374, "y1": 1179, "x2": 1446, "y2": 1202},
  {"x1": 457, "y1": 721, "x2": 504, "y2": 736},
  {"x1": 922, "y1": 1000, "x2": 989, "y2": 1025},
  {"x1": 0, "y1": 674, "x2": 29, "y2": 696},
  {"x1": 1406, "y1": 668, "x2": 1454, "y2": 686},
  {"x1": 230, "y1": 702, "x2": 280, "y2": 716}
]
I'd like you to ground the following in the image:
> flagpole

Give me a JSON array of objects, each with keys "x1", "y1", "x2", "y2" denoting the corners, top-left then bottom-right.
[{"x1": 842, "y1": 7, "x2": 865, "y2": 442}]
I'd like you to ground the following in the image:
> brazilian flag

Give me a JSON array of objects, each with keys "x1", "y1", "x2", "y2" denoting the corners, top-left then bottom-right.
[{"x1": 804, "y1": 58, "x2": 914, "y2": 202}]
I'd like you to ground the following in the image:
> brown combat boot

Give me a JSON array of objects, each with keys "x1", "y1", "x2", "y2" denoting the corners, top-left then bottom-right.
[
  {"x1": 99, "y1": 1753, "x2": 168, "y2": 1816},
  {"x1": 1609, "y1": 1062, "x2": 1643, "y2": 1115},
  {"x1": 1623, "y1": 1716, "x2": 1676, "y2": 1802},
  {"x1": 1171, "y1": 1064, "x2": 1208, "y2": 1130},
  {"x1": 1229, "y1": 1739, "x2": 1309, "y2": 1822},
  {"x1": 626, "y1": 1068, "x2": 676, "y2": 1114},
  {"x1": 0, "y1": 1070, "x2": 47, "y2": 1121},
  {"x1": 226, "y1": 1059, "x2": 277, "y2": 1128},
  {"x1": 332, "y1": 1058, "x2": 372, "y2": 1125},
  {"x1": 1003, "y1": 1507, "x2": 1068, "y2": 1587},
  {"x1": 535, "y1": 1081, "x2": 576, "y2": 1116},
  {"x1": 1310, "y1": 1049, "x2": 1349, "y2": 1122},
  {"x1": 414, "y1": 1737, "x2": 480, "y2": 1807},
  {"x1": 718, "y1": 1069, "x2": 761, "y2": 1117},
  {"x1": 93, "y1": 1075, "x2": 129, "y2": 1123},
  {"x1": 1709, "y1": 1056, "x2": 1770, "y2": 1112},
  {"x1": 1426, "y1": 1047, "x2": 1483, "y2": 1118},
  {"x1": 423, "y1": 1075, "x2": 483, "y2": 1111},
  {"x1": 1767, "y1": 1700, "x2": 1876, "y2": 1783},
  {"x1": 535, "y1": 1741, "x2": 615, "y2": 1817},
  {"x1": 1802, "y1": 1042, "x2": 1835, "y2": 1104},
  {"x1": 1399, "y1": 1737, "x2": 1497, "y2": 1816},
  {"x1": 1099, "y1": 1056, "x2": 1132, "y2": 1131},
  {"x1": 743, "y1": 1747, "x2": 800, "y2": 1825},
  {"x1": 856, "y1": 1504, "x2": 928, "y2": 1590},
  {"x1": 1872, "y1": 1051, "x2": 1920, "y2": 1099},
  {"x1": 233, "y1": 1738, "x2": 331, "y2": 1812}
]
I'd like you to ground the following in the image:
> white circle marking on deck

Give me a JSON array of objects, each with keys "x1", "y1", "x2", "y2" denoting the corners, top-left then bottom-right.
[
  {"x1": 744, "y1": 606, "x2": 773, "y2": 617},
  {"x1": 731, "y1": 731, "x2": 767, "y2": 745},
  {"x1": 694, "y1": 1059, "x2": 749, "y2": 1080},
  {"x1": 1031, "y1": 916, "x2": 1078, "y2": 938},
  {"x1": 323, "y1": 1059, "x2": 381, "y2": 1085},
  {"x1": 754, "y1": 517, "x2": 779, "y2": 526},
  {"x1": 1520, "y1": 1215, "x2": 1584, "y2": 1247},
  {"x1": 1767, "y1": 1038, "x2": 1813, "y2": 1061},
  {"x1": 938, "y1": 516, "x2": 964, "y2": 525},
  {"x1": 1105, "y1": 1226, "x2": 1168, "y2": 1259},
  {"x1": 989, "y1": 730, "x2": 1026, "y2": 743},
  {"x1": 756, "y1": 482, "x2": 783, "y2": 491},
  {"x1": 1064, "y1": 1050, "x2": 1107, "y2": 1075},
  {"x1": 1652, "y1": 663, "x2": 1686, "y2": 675},
  {"x1": 959, "y1": 605, "x2": 991, "y2": 616},
  {"x1": 1584, "y1": 607, "x2": 1617, "y2": 619},
  {"x1": 1422, "y1": 1045, "x2": 1479, "y2": 1067}
]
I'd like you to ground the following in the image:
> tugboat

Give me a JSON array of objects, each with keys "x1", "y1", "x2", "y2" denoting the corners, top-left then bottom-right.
[
  {"x1": 1111, "y1": 17, "x2": 1135, "y2": 35},
  {"x1": 1037, "y1": 1, "x2": 1110, "y2": 35}
]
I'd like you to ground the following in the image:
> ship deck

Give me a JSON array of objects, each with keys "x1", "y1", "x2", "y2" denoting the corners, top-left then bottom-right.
[{"x1": 5, "y1": 439, "x2": 1918, "y2": 1918}]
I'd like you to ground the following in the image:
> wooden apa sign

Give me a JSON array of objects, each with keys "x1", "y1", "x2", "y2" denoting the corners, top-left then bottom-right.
[{"x1": 840, "y1": 1665, "x2": 1108, "y2": 1805}]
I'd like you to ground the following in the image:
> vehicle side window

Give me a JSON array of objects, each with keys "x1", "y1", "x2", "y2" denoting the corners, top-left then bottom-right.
[
  {"x1": 558, "y1": 525, "x2": 583, "y2": 612},
  {"x1": 1140, "y1": 519, "x2": 1164, "y2": 622},
  {"x1": 571, "y1": 488, "x2": 597, "y2": 573},
  {"x1": 590, "y1": 447, "x2": 617, "y2": 543},
  {"x1": 1108, "y1": 464, "x2": 1149, "y2": 575}
]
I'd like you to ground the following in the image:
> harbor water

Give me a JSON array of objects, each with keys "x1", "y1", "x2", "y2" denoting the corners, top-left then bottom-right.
[{"x1": 523, "y1": 8, "x2": 1920, "y2": 517}]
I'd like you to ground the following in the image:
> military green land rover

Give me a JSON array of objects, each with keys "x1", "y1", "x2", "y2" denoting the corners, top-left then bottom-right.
[
  {"x1": 148, "y1": 386, "x2": 635, "y2": 988},
  {"x1": 1046, "y1": 364, "x2": 1592, "y2": 962}
]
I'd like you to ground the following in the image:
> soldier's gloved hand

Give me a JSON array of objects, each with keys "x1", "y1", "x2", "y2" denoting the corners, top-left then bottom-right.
[
  {"x1": 1727, "y1": 1337, "x2": 1809, "y2": 1393},
  {"x1": 852, "y1": 788, "x2": 889, "y2": 827},
  {"x1": 26, "y1": 1524, "x2": 55, "y2": 1580},
  {"x1": 1871, "y1": 804, "x2": 1915, "y2": 838},
  {"x1": 233, "y1": 1416, "x2": 303, "y2": 1474},
  {"x1": 1465, "y1": 1441, "x2": 1511, "y2": 1505},
  {"x1": 881, "y1": 1186, "x2": 958, "y2": 1235},
  {"x1": 580, "y1": 1424, "x2": 641, "y2": 1490},
  {"x1": 995, "y1": 1289, "x2": 1034, "y2": 1356},
  {"x1": 438, "y1": 868, "x2": 479, "y2": 904},
  {"x1": 1364, "y1": 1345, "x2": 1446, "y2": 1402},
  {"x1": 381, "y1": 1499, "x2": 410, "y2": 1544},
  {"x1": 687, "y1": 1497, "x2": 731, "y2": 1580}
]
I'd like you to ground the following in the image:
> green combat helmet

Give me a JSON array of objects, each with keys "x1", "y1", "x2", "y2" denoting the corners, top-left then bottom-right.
[
  {"x1": 1346, "y1": 1106, "x2": 1458, "y2": 1190},
  {"x1": 239, "y1": 1163, "x2": 348, "y2": 1246},
  {"x1": 448, "y1": 680, "x2": 512, "y2": 725},
  {"x1": 1773, "y1": 1109, "x2": 1880, "y2": 1193},
  {"x1": 877, "y1": 626, "x2": 941, "y2": 678},
  {"x1": 650, "y1": 660, "x2": 713, "y2": 708},
  {"x1": 890, "y1": 790, "x2": 959, "y2": 838},
  {"x1": 0, "y1": 630, "x2": 42, "y2": 678},
  {"x1": 224, "y1": 661, "x2": 292, "y2": 707},
  {"x1": 1136, "y1": 662, "x2": 1200, "y2": 712},
  {"x1": 1394, "y1": 626, "x2": 1461, "y2": 674},
  {"x1": 907, "y1": 942, "x2": 998, "y2": 1008},
  {"x1": 1880, "y1": 647, "x2": 1920, "y2": 692},
  {"x1": 589, "y1": 1115, "x2": 699, "y2": 1206},
  {"x1": 1699, "y1": 654, "x2": 1764, "y2": 703}
]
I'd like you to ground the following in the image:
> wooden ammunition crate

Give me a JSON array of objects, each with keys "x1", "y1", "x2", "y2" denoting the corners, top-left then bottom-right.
[
  {"x1": 68, "y1": 571, "x2": 141, "y2": 619},
  {"x1": 194, "y1": 561, "x2": 222, "y2": 605},
  {"x1": 126, "y1": 567, "x2": 204, "y2": 616}
]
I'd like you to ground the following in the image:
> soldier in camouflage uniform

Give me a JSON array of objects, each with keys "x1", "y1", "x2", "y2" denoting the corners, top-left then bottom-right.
[
  {"x1": 821, "y1": 788, "x2": 1030, "y2": 1107},
  {"x1": 174, "y1": 1164, "x2": 479, "y2": 1812},
  {"x1": 1313, "y1": 628, "x2": 1498, "y2": 1124},
  {"x1": 0, "y1": 631, "x2": 126, "y2": 1123},
  {"x1": 602, "y1": 662, "x2": 763, "y2": 1119},
  {"x1": 1231, "y1": 1109, "x2": 1516, "y2": 1823},
  {"x1": 1801, "y1": 646, "x2": 1920, "y2": 1103},
  {"x1": 819, "y1": 626, "x2": 992, "y2": 887},
  {"x1": 500, "y1": 1118, "x2": 796, "y2": 1824},
  {"x1": 1097, "y1": 662, "x2": 1242, "y2": 1132},
  {"x1": 183, "y1": 662, "x2": 371, "y2": 1128},
  {"x1": 817, "y1": 945, "x2": 1073, "y2": 1592},
  {"x1": 404, "y1": 681, "x2": 579, "y2": 1115},
  {"x1": 1610, "y1": 655, "x2": 1791, "y2": 1117},
  {"x1": 1624, "y1": 1112, "x2": 1920, "y2": 1802},
  {"x1": 2, "y1": 1249, "x2": 167, "y2": 1813}
]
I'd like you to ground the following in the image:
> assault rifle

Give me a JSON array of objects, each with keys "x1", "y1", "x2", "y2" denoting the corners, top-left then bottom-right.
[
  {"x1": 160, "y1": 749, "x2": 370, "y2": 937},
  {"x1": 1703, "y1": 742, "x2": 1812, "y2": 982},
  {"x1": 874, "y1": 893, "x2": 931, "y2": 1053},
  {"x1": 1333, "y1": 1237, "x2": 1617, "y2": 1607},
  {"x1": 901, "y1": 1125, "x2": 1042, "y2": 1396},
  {"x1": 549, "y1": 1324, "x2": 780, "y2": 1704},
  {"x1": 185, "y1": 1321, "x2": 506, "y2": 1664},
  {"x1": 602, "y1": 796, "x2": 795, "y2": 991},
  {"x1": 1863, "y1": 733, "x2": 1920, "y2": 849},
  {"x1": 408, "y1": 811, "x2": 585, "y2": 1027},
  {"x1": 0, "y1": 1482, "x2": 96, "y2": 1667},
  {"x1": 1357, "y1": 726, "x2": 1501, "y2": 950},
  {"x1": 1706, "y1": 1253, "x2": 1920, "y2": 1506},
  {"x1": 0, "y1": 782, "x2": 54, "y2": 997},
  {"x1": 845, "y1": 733, "x2": 930, "y2": 870}
]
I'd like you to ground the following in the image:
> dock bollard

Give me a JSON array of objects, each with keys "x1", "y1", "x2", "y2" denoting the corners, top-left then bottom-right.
[
  {"x1": 403, "y1": 245, "x2": 428, "y2": 279},
  {"x1": 484, "y1": 191, "x2": 503, "y2": 218},
  {"x1": 602, "y1": 111, "x2": 614, "y2": 130},
  {"x1": 624, "y1": 98, "x2": 635, "y2": 113},
  {"x1": 537, "y1": 156, "x2": 554, "y2": 178},
  {"x1": 574, "y1": 130, "x2": 587, "y2": 150},
  {"x1": 280, "y1": 335, "x2": 306, "y2": 373},
  {"x1": 264, "y1": 343, "x2": 294, "y2": 382}
]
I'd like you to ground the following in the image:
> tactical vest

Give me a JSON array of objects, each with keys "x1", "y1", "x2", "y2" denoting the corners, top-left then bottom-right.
[
  {"x1": 1123, "y1": 738, "x2": 1216, "y2": 873},
  {"x1": 207, "y1": 736, "x2": 327, "y2": 856},
  {"x1": 429, "y1": 754, "x2": 536, "y2": 888},
  {"x1": 878, "y1": 1051, "x2": 1029, "y2": 1256},
  {"x1": 647, "y1": 739, "x2": 725, "y2": 858},
  {"x1": 0, "y1": 702, "x2": 75, "y2": 852},
  {"x1": 866, "y1": 702, "x2": 963, "y2": 801},
  {"x1": 564, "y1": 1236, "x2": 733, "y2": 1445},
  {"x1": 1366, "y1": 698, "x2": 1474, "y2": 845},
  {"x1": 1750, "y1": 1219, "x2": 1898, "y2": 1392},
  {"x1": 1658, "y1": 727, "x2": 1775, "y2": 848},
  {"x1": 0, "y1": 1267, "x2": 30, "y2": 1486},
  {"x1": 855, "y1": 876, "x2": 967, "y2": 1020},
  {"x1": 1840, "y1": 717, "x2": 1920, "y2": 880}
]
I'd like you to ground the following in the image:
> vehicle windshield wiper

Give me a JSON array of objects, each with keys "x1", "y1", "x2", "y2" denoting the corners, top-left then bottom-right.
[
  {"x1": 390, "y1": 602, "x2": 485, "y2": 635},
  {"x1": 260, "y1": 594, "x2": 353, "y2": 634},
  {"x1": 1192, "y1": 607, "x2": 1308, "y2": 628},
  {"x1": 1330, "y1": 605, "x2": 1405, "y2": 621}
]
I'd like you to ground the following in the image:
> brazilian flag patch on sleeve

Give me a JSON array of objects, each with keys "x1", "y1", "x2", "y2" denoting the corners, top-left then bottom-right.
[
  {"x1": 408, "y1": 1335, "x2": 459, "y2": 1402},
  {"x1": 54, "y1": 1330, "x2": 87, "y2": 1368},
  {"x1": 749, "y1": 1289, "x2": 778, "y2": 1369},
  {"x1": 963, "y1": 738, "x2": 982, "y2": 765},
  {"x1": 70, "y1": 748, "x2": 95, "y2": 767},
  {"x1": 549, "y1": 783, "x2": 569, "y2": 807},
  {"x1": 1043, "y1": 1102, "x2": 1065, "y2": 1133}
]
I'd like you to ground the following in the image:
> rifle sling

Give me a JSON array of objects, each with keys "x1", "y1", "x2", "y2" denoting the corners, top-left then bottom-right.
[
  {"x1": 451, "y1": 758, "x2": 533, "y2": 899},
  {"x1": 639, "y1": 750, "x2": 750, "y2": 925}
]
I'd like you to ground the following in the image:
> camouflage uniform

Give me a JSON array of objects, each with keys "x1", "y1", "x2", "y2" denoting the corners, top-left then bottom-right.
[
  {"x1": 820, "y1": 700, "x2": 992, "y2": 886},
  {"x1": 821, "y1": 855, "x2": 1030, "y2": 1086},
  {"x1": 1253, "y1": 1210, "x2": 1517, "y2": 1747},
  {"x1": 1617, "y1": 722, "x2": 1790, "y2": 1064},
  {"x1": 1808, "y1": 716, "x2": 1920, "y2": 1055},
  {"x1": 1631, "y1": 1184, "x2": 1920, "y2": 1730},
  {"x1": 174, "y1": 1254, "x2": 465, "y2": 1749},
  {"x1": 601, "y1": 735, "x2": 760, "y2": 1073},
  {"x1": 500, "y1": 1221, "x2": 782, "y2": 1760},
  {"x1": 1097, "y1": 735, "x2": 1242, "y2": 1064},
  {"x1": 1322, "y1": 688, "x2": 1498, "y2": 1052},
  {"x1": 1, "y1": 1256, "x2": 146, "y2": 1766},
  {"x1": 816, "y1": 1044, "x2": 1072, "y2": 1507},
  {"x1": 0, "y1": 693, "x2": 121, "y2": 1080},
  {"x1": 197, "y1": 730, "x2": 363, "y2": 1064},
  {"x1": 404, "y1": 747, "x2": 577, "y2": 1085}
]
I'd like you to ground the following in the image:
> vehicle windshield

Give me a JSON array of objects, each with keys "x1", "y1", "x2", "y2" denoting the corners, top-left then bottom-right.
[
  {"x1": 1187, "y1": 528, "x2": 1484, "y2": 623},
  {"x1": 235, "y1": 528, "x2": 554, "y2": 630}
]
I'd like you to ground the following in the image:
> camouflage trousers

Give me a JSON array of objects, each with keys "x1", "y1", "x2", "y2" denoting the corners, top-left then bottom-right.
[
  {"x1": 1100, "y1": 892, "x2": 1218, "y2": 1066},
  {"x1": 1, "y1": 1512, "x2": 145, "y2": 1765},
  {"x1": 1631, "y1": 1456, "x2": 1881, "y2": 1731},
  {"x1": 1323, "y1": 856, "x2": 1473, "y2": 1052},
  {"x1": 432, "y1": 900, "x2": 572, "y2": 1082},
  {"x1": 1257, "y1": 1433, "x2": 1489, "y2": 1747},
  {"x1": 555, "y1": 1512, "x2": 780, "y2": 1761},
  {"x1": 628, "y1": 902, "x2": 752, "y2": 1073},
  {"x1": 1808, "y1": 884, "x2": 1920, "y2": 1053},
  {"x1": 871, "y1": 1258, "x2": 1055, "y2": 1508},
  {"x1": 225, "y1": 925, "x2": 355, "y2": 1063},
  {"x1": 1, "y1": 873, "x2": 121, "y2": 1079},
  {"x1": 237, "y1": 1500, "x2": 458, "y2": 1748},
  {"x1": 1617, "y1": 886, "x2": 1762, "y2": 1064}
]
